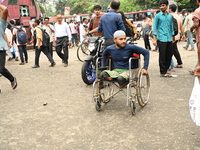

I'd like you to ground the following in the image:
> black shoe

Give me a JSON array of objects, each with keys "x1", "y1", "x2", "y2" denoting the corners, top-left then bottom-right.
[
  {"x1": 32, "y1": 65, "x2": 40, "y2": 68},
  {"x1": 11, "y1": 77, "x2": 17, "y2": 90},
  {"x1": 49, "y1": 62, "x2": 56, "y2": 67}
]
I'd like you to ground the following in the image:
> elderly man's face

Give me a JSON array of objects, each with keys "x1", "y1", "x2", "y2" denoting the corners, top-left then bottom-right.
[{"x1": 57, "y1": 14, "x2": 63, "y2": 23}]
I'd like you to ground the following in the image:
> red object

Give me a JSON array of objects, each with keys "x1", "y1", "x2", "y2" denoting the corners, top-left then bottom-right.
[
  {"x1": 29, "y1": 6, "x2": 36, "y2": 17},
  {"x1": 19, "y1": 0, "x2": 31, "y2": 6},
  {"x1": 8, "y1": 5, "x2": 20, "y2": 18},
  {"x1": 133, "y1": 53, "x2": 140, "y2": 58},
  {"x1": 25, "y1": 28, "x2": 31, "y2": 39}
]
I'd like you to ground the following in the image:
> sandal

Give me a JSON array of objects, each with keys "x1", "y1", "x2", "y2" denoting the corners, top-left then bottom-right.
[
  {"x1": 188, "y1": 70, "x2": 195, "y2": 75},
  {"x1": 11, "y1": 77, "x2": 17, "y2": 90},
  {"x1": 160, "y1": 73, "x2": 172, "y2": 77},
  {"x1": 175, "y1": 65, "x2": 183, "y2": 68}
]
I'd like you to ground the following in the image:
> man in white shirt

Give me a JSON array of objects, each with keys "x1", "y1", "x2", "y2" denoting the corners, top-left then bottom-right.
[
  {"x1": 54, "y1": 14, "x2": 72, "y2": 67},
  {"x1": 43, "y1": 17, "x2": 55, "y2": 57},
  {"x1": 183, "y1": 10, "x2": 195, "y2": 51}
]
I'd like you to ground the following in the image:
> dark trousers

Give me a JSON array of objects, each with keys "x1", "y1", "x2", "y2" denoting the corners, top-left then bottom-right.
[
  {"x1": 48, "y1": 42, "x2": 53, "y2": 57},
  {"x1": 56, "y1": 36, "x2": 69, "y2": 64},
  {"x1": 143, "y1": 35, "x2": 151, "y2": 50},
  {"x1": 157, "y1": 41, "x2": 173, "y2": 74},
  {"x1": 104, "y1": 39, "x2": 115, "y2": 48},
  {"x1": 0, "y1": 51, "x2": 14, "y2": 82},
  {"x1": 35, "y1": 46, "x2": 54, "y2": 66},
  {"x1": 173, "y1": 40, "x2": 183, "y2": 65},
  {"x1": 18, "y1": 45, "x2": 28, "y2": 63}
]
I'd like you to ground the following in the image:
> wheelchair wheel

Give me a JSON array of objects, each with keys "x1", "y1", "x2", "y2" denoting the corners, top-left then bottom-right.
[
  {"x1": 99, "y1": 81, "x2": 114, "y2": 103},
  {"x1": 77, "y1": 42, "x2": 90, "y2": 62},
  {"x1": 137, "y1": 70, "x2": 150, "y2": 107},
  {"x1": 127, "y1": 83, "x2": 137, "y2": 115},
  {"x1": 81, "y1": 60, "x2": 96, "y2": 85}
]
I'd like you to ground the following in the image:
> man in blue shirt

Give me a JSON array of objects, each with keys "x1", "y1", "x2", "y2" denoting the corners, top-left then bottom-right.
[
  {"x1": 89, "y1": 0, "x2": 125, "y2": 48},
  {"x1": 152, "y1": 0, "x2": 175, "y2": 77},
  {"x1": 101, "y1": 30, "x2": 149, "y2": 88},
  {"x1": 0, "y1": 4, "x2": 17, "y2": 89}
]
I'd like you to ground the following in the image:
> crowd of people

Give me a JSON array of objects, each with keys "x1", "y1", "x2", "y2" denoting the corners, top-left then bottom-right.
[{"x1": 0, "y1": 0, "x2": 200, "y2": 90}]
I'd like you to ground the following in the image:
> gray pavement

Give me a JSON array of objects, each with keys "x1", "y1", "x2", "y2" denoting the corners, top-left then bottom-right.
[{"x1": 0, "y1": 39, "x2": 200, "y2": 150}]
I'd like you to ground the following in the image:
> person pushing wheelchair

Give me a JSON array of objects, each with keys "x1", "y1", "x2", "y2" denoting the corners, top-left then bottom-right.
[{"x1": 100, "y1": 30, "x2": 150, "y2": 88}]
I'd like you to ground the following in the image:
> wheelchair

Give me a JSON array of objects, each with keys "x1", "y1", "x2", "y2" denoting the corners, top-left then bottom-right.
[{"x1": 92, "y1": 54, "x2": 150, "y2": 115}]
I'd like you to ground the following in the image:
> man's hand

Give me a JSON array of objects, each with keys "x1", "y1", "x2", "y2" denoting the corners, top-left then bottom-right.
[
  {"x1": 38, "y1": 45, "x2": 41, "y2": 50},
  {"x1": 172, "y1": 36, "x2": 176, "y2": 43},
  {"x1": 190, "y1": 25, "x2": 197, "y2": 32},
  {"x1": 68, "y1": 41, "x2": 72, "y2": 46},
  {"x1": 134, "y1": 34, "x2": 137, "y2": 39},
  {"x1": 182, "y1": 35, "x2": 186, "y2": 41},
  {"x1": 153, "y1": 39, "x2": 157, "y2": 46},
  {"x1": 142, "y1": 69, "x2": 148, "y2": 75},
  {"x1": 195, "y1": 66, "x2": 200, "y2": 78},
  {"x1": 7, "y1": 43, "x2": 11, "y2": 49}
]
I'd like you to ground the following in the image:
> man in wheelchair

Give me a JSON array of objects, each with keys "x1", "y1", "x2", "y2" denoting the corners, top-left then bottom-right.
[{"x1": 100, "y1": 30, "x2": 150, "y2": 88}]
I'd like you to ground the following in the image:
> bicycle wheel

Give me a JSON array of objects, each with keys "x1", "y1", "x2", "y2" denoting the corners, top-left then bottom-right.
[
  {"x1": 136, "y1": 69, "x2": 150, "y2": 107},
  {"x1": 77, "y1": 42, "x2": 90, "y2": 62}
]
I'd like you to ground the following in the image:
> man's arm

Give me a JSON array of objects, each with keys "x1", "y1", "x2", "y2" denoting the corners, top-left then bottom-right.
[
  {"x1": 101, "y1": 48, "x2": 110, "y2": 67},
  {"x1": 195, "y1": 44, "x2": 200, "y2": 77},
  {"x1": 0, "y1": 4, "x2": 8, "y2": 20},
  {"x1": 4, "y1": 33, "x2": 11, "y2": 49},
  {"x1": 152, "y1": 15, "x2": 159, "y2": 46},
  {"x1": 66, "y1": 23, "x2": 72, "y2": 41},
  {"x1": 131, "y1": 45, "x2": 150, "y2": 71}
]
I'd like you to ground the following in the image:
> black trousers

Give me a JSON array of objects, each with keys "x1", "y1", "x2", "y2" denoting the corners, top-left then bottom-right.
[
  {"x1": 0, "y1": 51, "x2": 14, "y2": 82},
  {"x1": 56, "y1": 36, "x2": 69, "y2": 64},
  {"x1": 157, "y1": 41, "x2": 173, "y2": 74},
  {"x1": 34, "y1": 46, "x2": 54, "y2": 66},
  {"x1": 173, "y1": 40, "x2": 183, "y2": 65},
  {"x1": 143, "y1": 35, "x2": 151, "y2": 50},
  {"x1": 104, "y1": 39, "x2": 115, "y2": 48},
  {"x1": 48, "y1": 42, "x2": 53, "y2": 58}
]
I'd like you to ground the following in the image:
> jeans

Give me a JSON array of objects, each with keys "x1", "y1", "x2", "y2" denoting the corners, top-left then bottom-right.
[
  {"x1": 56, "y1": 36, "x2": 69, "y2": 64},
  {"x1": 34, "y1": 46, "x2": 54, "y2": 66},
  {"x1": 170, "y1": 58, "x2": 174, "y2": 69},
  {"x1": 157, "y1": 41, "x2": 173, "y2": 74},
  {"x1": 143, "y1": 35, "x2": 151, "y2": 50},
  {"x1": 0, "y1": 51, "x2": 14, "y2": 82},
  {"x1": 172, "y1": 40, "x2": 183, "y2": 65},
  {"x1": 71, "y1": 34, "x2": 78, "y2": 45},
  {"x1": 185, "y1": 30, "x2": 195, "y2": 49},
  {"x1": 18, "y1": 45, "x2": 28, "y2": 63}
]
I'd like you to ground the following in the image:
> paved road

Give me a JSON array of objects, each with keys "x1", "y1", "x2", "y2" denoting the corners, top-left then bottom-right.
[{"x1": 0, "y1": 40, "x2": 200, "y2": 150}]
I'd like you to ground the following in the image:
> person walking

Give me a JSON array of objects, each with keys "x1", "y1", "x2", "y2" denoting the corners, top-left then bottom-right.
[
  {"x1": 0, "y1": 4, "x2": 17, "y2": 89},
  {"x1": 183, "y1": 10, "x2": 195, "y2": 51},
  {"x1": 42, "y1": 17, "x2": 55, "y2": 57},
  {"x1": 152, "y1": 0, "x2": 175, "y2": 77},
  {"x1": 141, "y1": 12, "x2": 152, "y2": 51},
  {"x1": 54, "y1": 14, "x2": 72, "y2": 67},
  {"x1": 12, "y1": 19, "x2": 28, "y2": 65},
  {"x1": 89, "y1": 0, "x2": 125, "y2": 48},
  {"x1": 32, "y1": 19, "x2": 56, "y2": 68},
  {"x1": 69, "y1": 20, "x2": 78, "y2": 47},
  {"x1": 169, "y1": 4, "x2": 185, "y2": 69}
]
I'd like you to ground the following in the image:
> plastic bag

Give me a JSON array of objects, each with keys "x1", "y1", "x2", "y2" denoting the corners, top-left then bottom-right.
[{"x1": 189, "y1": 77, "x2": 200, "y2": 126}]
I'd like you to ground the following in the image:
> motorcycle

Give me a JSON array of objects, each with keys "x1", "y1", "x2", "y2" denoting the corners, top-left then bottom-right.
[{"x1": 81, "y1": 35, "x2": 105, "y2": 85}]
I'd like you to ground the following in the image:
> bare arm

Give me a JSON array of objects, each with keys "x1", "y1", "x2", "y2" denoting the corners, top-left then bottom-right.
[
  {"x1": 4, "y1": 33, "x2": 11, "y2": 49},
  {"x1": 0, "y1": 4, "x2": 8, "y2": 20}
]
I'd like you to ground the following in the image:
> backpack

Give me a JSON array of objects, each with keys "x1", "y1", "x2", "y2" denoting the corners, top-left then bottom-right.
[
  {"x1": 37, "y1": 27, "x2": 50, "y2": 47},
  {"x1": 16, "y1": 27, "x2": 27, "y2": 44},
  {"x1": 172, "y1": 16, "x2": 178, "y2": 36}
]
